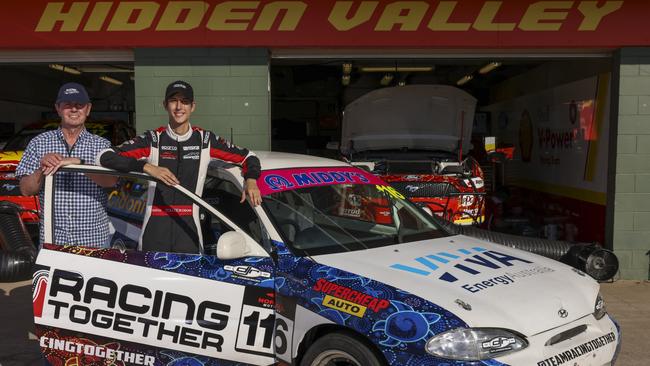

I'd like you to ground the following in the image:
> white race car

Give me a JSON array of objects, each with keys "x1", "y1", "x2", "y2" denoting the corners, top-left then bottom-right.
[{"x1": 33, "y1": 152, "x2": 620, "y2": 366}]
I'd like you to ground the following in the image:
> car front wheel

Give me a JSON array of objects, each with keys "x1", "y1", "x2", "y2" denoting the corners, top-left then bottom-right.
[{"x1": 300, "y1": 333, "x2": 384, "y2": 366}]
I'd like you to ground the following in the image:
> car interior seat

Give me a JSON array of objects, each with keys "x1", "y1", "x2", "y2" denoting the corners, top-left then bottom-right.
[{"x1": 293, "y1": 226, "x2": 338, "y2": 250}]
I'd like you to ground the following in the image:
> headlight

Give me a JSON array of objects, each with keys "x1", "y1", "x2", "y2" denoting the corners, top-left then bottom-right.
[
  {"x1": 594, "y1": 293, "x2": 607, "y2": 320},
  {"x1": 426, "y1": 328, "x2": 528, "y2": 361}
]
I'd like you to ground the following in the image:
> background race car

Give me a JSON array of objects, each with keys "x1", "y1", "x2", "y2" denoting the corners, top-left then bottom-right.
[{"x1": 340, "y1": 85, "x2": 486, "y2": 225}]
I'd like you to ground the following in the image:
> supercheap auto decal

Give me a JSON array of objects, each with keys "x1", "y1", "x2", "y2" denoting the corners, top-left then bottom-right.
[{"x1": 272, "y1": 241, "x2": 508, "y2": 366}]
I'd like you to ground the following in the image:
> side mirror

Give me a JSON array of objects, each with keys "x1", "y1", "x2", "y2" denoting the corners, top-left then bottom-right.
[{"x1": 216, "y1": 231, "x2": 249, "y2": 260}]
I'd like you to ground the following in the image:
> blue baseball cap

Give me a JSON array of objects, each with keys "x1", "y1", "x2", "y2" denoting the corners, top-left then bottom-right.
[{"x1": 56, "y1": 82, "x2": 90, "y2": 104}]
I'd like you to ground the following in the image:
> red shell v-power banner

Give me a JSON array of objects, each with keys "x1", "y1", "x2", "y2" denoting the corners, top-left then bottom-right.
[{"x1": 3, "y1": 0, "x2": 649, "y2": 49}]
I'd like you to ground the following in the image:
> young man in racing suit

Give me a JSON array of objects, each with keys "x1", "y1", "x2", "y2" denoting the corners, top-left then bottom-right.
[{"x1": 98, "y1": 80, "x2": 261, "y2": 253}]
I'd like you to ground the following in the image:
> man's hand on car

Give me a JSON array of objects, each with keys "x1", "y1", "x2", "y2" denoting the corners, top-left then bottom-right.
[
  {"x1": 144, "y1": 163, "x2": 179, "y2": 186},
  {"x1": 40, "y1": 153, "x2": 63, "y2": 174},
  {"x1": 41, "y1": 154, "x2": 81, "y2": 175},
  {"x1": 242, "y1": 178, "x2": 262, "y2": 206}
]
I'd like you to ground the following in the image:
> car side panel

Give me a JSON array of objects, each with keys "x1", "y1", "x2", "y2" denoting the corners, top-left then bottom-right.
[
  {"x1": 271, "y1": 241, "x2": 505, "y2": 366},
  {"x1": 33, "y1": 246, "x2": 276, "y2": 365}
]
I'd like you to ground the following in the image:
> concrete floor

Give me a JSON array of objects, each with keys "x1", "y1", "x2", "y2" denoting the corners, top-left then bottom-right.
[
  {"x1": 599, "y1": 280, "x2": 650, "y2": 366},
  {"x1": 0, "y1": 279, "x2": 648, "y2": 366}
]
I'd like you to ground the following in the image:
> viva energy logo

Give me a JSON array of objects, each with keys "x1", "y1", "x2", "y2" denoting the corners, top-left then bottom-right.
[{"x1": 390, "y1": 247, "x2": 533, "y2": 283}]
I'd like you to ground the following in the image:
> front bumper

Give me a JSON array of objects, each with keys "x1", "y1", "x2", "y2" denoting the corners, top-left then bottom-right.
[{"x1": 495, "y1": 313, "x2": 620, "y2": 366}]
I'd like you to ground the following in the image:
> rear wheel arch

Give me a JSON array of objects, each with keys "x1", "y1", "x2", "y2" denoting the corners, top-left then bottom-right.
[{"x1": 294, "y1": 325, "x2": 388, "y2": 366}]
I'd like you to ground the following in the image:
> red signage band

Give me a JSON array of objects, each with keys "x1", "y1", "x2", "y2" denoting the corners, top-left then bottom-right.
[{"x1": 2, "y1": 1, "x2": 648, "y2": 49}]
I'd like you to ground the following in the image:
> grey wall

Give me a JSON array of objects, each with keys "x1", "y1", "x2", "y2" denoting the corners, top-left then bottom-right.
[
  {"x1": 613, "y1": 48, "x2": 650, "y2": 280},
  {"x1": 134, "y1": 48, "x2": 270, "y2": 150}
]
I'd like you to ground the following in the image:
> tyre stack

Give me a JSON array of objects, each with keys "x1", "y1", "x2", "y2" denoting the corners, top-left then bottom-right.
[{"x1": 0, "y1": 201, "x2": 37, "y2": 282}]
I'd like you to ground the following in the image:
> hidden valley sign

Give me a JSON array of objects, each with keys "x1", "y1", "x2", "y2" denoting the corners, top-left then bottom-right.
[{"x1": 2, "y1": 1, "x2": 647, "y2": 48}]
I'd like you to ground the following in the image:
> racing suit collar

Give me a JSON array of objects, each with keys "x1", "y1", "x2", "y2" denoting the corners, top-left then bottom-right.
[{"x1": 166, "y1": 123, "x2": 193, "y2": 142}]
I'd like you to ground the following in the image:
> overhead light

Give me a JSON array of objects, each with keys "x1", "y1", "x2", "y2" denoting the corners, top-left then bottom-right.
[
  {"x1": 361, "y1": 66, "x2": 433, "y2": 73},
  {"x1": 479, "y1": 62, "x2": 502, "y2": 74},
  {"x1": 398, "y1": 81, "x2": 406, "y2": 87},
  {"x1": 341, "y1": 75, "x2": 350, "y2": 86},
  {"x1": 76, "y1": 66, "x2": 134, "y2": 73},
  {"x1": 342, "y1": 63, "x2": 352, "y2": 75},
  {"x1": 49, "y1": 64, "x2": 81, "y2": 75},
  {"x1": 380, "y1": 73, "x2": 394, "y2": 86},
  {"x1": 456, "y1": 74, "x2": 473, "y2": 86},
  {"x1": 99, "y1": 75, "x2": 123, "y2": 85},
  {"x1": 129, "y1": 74, "x2": 135, "y2": 81}
]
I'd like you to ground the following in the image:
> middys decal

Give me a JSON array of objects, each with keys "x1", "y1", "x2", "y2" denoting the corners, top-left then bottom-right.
[{"x1": 258, "y1": 167, "x2": 383, "y2": 195}]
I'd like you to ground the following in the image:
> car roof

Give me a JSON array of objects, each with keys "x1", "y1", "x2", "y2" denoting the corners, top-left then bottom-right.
[{"x1": 255, "y1": 151, "x2": 349, "y2": 170}]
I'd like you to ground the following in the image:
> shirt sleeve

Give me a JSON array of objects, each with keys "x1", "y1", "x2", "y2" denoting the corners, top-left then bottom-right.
[
  {"x1": 15, "y1": 138, "x2": 42, "y2": 179},
  {"x1": 98, "y1": 132, "x2": 152, "y2": 173},
  {"x1": 208, "y1": 134, "x2": 261, "y2": 180}
]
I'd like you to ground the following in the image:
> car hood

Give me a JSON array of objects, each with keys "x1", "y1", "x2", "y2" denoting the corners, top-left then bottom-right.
[
  {"x1": 0, "y1": 150, "x2": 22, "y2": 171},
  {"x1": 341, "y1": 85, "x2": 476, "y2": 154},
  {"x1": 312, "y1": 234, "x2": 598, "y2": 336}
]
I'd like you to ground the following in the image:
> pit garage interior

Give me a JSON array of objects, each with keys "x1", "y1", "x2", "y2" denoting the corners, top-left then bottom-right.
[
  {"x1": 0, "y1": 61, "x2": 136, "y2": 145},
  {"x1": 269, "y1": 53, "x2": 613, "y2": 248},
  {"x1": 0, "y1": 52, "x2": 625, "y2": 276}
]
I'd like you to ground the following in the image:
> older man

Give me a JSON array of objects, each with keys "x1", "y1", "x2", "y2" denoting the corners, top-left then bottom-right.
[{"x1": 17, "y1": 82, "x2": 115, "y2": 247}]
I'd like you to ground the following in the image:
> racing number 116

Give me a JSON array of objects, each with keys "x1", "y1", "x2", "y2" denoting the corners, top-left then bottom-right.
[
  {"x1": 243, "y1": 311, "x2": 274, "y2": 348},
  {"x1": 236, "y1": 305, "x2": 276, "y2": 356}
]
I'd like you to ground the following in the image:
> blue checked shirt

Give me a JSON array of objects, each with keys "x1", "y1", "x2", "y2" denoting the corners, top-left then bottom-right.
[{"x1": 16, "y1": 128, "x2": 111, "y2": 247}]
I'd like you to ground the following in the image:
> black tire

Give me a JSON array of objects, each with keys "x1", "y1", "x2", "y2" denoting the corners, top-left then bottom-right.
[
  {"x1": 0, "y1": 251, "x2": 34, "y2": 282},
  {"x1": 300, "y1": 333, "x2": 384, "y2": 366},
  {"x1": 0, "y1": 201, "x2": 36, "y2": 282}
]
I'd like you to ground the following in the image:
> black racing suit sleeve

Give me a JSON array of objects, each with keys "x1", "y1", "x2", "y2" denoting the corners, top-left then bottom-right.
[
  {"x1": 208, "y1": 134, "x2": 261, "y2": 180},
  {"x1": 99, "y1": 133, "x2": 151, "y2": 173}
]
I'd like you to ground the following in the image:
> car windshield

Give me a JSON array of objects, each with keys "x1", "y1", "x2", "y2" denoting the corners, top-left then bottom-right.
[{"x1": 263, "y1": 182, "x2": 447, "y2": 256}]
